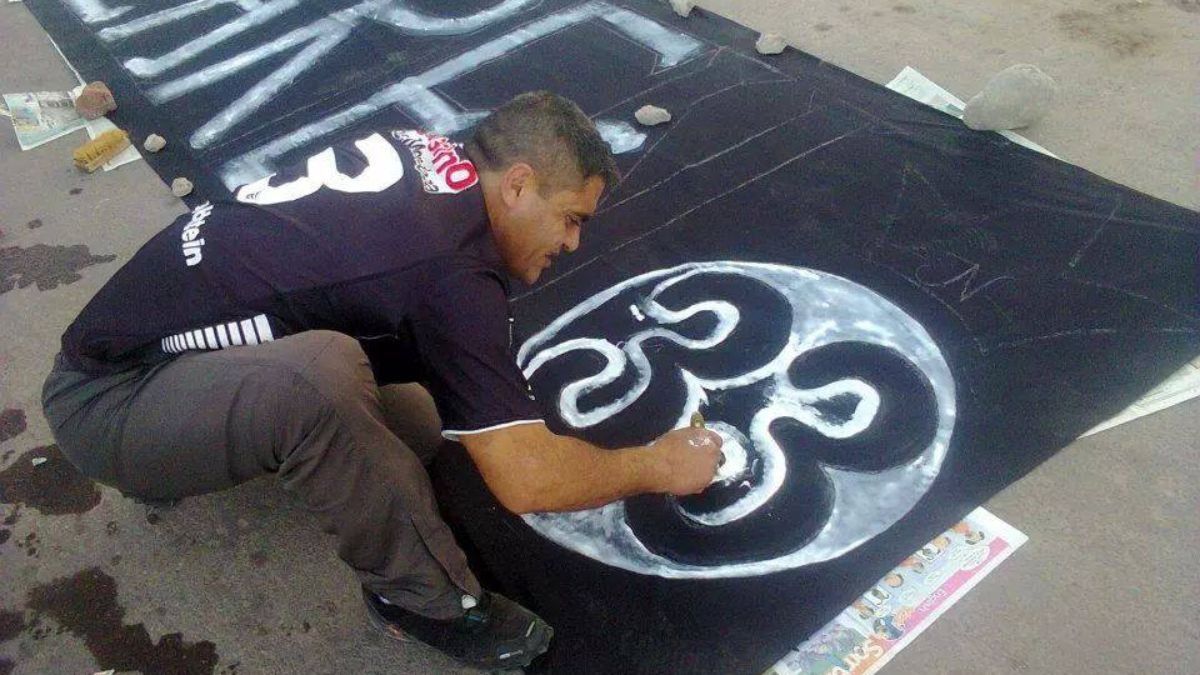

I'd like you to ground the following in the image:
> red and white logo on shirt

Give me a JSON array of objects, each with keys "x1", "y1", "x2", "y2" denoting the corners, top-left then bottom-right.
[{"x1": 392, "y1": 130, "x2": 479, "y2": 195}]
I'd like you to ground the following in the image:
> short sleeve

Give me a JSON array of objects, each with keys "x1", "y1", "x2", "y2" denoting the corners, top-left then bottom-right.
[{"x1": 407, "y1": 267, "x2": 544, "y2": 440}]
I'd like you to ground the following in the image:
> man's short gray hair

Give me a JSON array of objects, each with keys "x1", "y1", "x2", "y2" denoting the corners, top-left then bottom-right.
[{"x1": 466, "y1": 91, "x2": 619, "y2": 192}]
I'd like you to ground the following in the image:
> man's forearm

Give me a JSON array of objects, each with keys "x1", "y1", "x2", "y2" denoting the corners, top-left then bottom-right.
[
  {"x1": 517, "y1": 433, "x2": 663, "y2": 512},
  {"x1": 461, "y1": 424, "x2": 666, "y2": 514}
]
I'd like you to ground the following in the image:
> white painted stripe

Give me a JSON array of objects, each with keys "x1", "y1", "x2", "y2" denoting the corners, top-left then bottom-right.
[
  {"x1": 441, "y1": 419, "x2": 545, "y2": 441},
  {"x1": 191, "y1": 330, "x2": 206, "y2": 349},
  {"x1": 216, "y1": 324, "x2": 231, "y2": 348},
  {"x1": 184, "y1": 332, "x2": 197, "y2": 349},
  {"x1": 240, "y1": 319, "x2": 259, "y2": 345},
  {"x1": 253, "y1": 314, "x2": 274, "y2": 342},
  {"x1": 203, "y1": 326, "x2": 219, "y2": 349},
  {"x1": 161, "y1": 338, "x2": 169, "y2": 353},
  {"x1": 98, "y1": 0, "x2": 240, "y2": 43},
  {"x1": 63, "y1": 0, "x2": 133, "y2": 24},
  {"x1": 228, "y1": 322, "x2": 244, "y2": 346},
  {"x1": 174, "y1": 334, "x2": 184, "y2": 352}
]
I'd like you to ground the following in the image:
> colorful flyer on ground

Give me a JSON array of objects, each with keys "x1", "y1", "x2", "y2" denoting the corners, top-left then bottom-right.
[{"x1": 766, "y1": 507, "x2": 1027, "y2": 675}]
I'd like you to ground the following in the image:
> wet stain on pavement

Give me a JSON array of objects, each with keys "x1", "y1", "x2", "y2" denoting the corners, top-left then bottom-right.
[
  {"x1": 0, "y1": 445, "x2": 102, "y2": 516},
  {"x1": 15, "y1": 531, "x2": 39, "y2": 558},
  {"x1": 0, "y1": 244, "x2": 117, "y2": 294},
  {"x1": 0, "y1": 608, "x2": 24, "y2": 642},
  {"x1": 26, "y1": 567, "x2": 219, "y2": 674},
  {"x1": 0, "y1": 409, "x2": 26, "y2": 445},
  {"x1": 69, "y1": 188, "x2": 83, "y2": 195},
  {"x1": 26, "y1": 219, "x2": 43, "y2": 230},
  {"x1": 0, "y1": 607, "x2": 25, "y2": 675}
]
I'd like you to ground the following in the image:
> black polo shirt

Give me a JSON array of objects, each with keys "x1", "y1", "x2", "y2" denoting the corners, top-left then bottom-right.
[{"x1": 60, "y1": 129, "x2": 542, "y2": 438}]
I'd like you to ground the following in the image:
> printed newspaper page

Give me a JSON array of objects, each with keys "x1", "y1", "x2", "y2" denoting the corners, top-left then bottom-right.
[
  {"x1": 3, "y1": 91, "x2": 86, "y2": 150},
  {"x1": 766, "y1": 507, "x2": 1026, "y2": 675}
]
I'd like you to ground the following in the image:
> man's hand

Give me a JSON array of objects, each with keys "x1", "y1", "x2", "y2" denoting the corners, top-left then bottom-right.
[
  {"x1": 459, "y1": 422, "x2": 723, "y2": 514},
  {"x1": 649, "y1": 427, "x2": 723, "y2": 496}
]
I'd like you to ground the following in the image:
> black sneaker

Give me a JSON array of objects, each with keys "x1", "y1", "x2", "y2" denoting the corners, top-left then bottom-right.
[{"x1": 363, "y1": 587, "x2": 553, "y2": 670}]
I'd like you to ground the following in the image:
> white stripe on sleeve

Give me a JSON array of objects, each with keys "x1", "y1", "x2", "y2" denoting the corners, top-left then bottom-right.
[
  {"x1": 240, "y1": 319, "x2": 259, "y2": 345},
  {"x1": 216, "y1": 324, "x2": 230, "y2": 348},
  {"x1": 253, "y1": 314, "x2": 274, "y2": 342},
  {"x1": 228, "y1": 322, "x2": 244, "y2": 346}
]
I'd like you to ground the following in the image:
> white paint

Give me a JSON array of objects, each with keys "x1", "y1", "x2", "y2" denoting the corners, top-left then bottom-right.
[
  {"x1": 186, "y1": 20, "x2": 357, "y2": 149},
  {"x1": 62, "y1": 0, "x2": 132, "y2": 24},
  {"x1": 140, "y1": 0, "x2": 542, "y2": 148},
  {"x1": 518, "y1": 262, "x2": 957, "y2": 578},
  {"x1": 705, "y1": 422, "x2": 748, "y2": 485},
  {"x1": 97, "y1": 0, "x2": 255, "y2": 43},
  {"x1": 522, "y1": 269, "x2": 740, "y2": 428},
  {"x1": 124, "y1": 0, "x2": 304, "y2": 78},
  {"x1": 234, "y1": 132, "x2": 403, "y2": 204},
  {"x1": 220, "y1": 1, "x2": 703, "y2": 187},
  {"x1": 375, "y1": 0, "x2": 542, "y2": 36},
  {"x1": 596, "y1": 119, "x2": 647, "y2": 154}
]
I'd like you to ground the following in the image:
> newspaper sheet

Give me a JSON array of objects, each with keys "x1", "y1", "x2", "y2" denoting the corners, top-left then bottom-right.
[
  {"x1": 3, "y1": 91, "x2": 86, "y2": 150},
  {"x1": 766, "y1": 507, "x2": 1026, "y2": 675}
]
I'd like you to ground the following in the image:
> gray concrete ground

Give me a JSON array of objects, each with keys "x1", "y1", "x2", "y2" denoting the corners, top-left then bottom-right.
[{"x1": 1, "y1": 1, "x2": 1197, "y2": 673}]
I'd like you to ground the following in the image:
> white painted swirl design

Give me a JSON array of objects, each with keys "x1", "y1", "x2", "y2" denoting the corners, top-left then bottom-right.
[{"x1": 518, "y1": 262, "x2": 956, "y2": 578}]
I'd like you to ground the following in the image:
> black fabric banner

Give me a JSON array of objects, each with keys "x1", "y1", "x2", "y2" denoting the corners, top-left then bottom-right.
[{"x1": 25, "y1": 1, "x2": 1200, "y2": 672}]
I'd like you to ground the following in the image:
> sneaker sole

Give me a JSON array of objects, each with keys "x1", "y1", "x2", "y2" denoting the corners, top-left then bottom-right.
[{"x1": 365, "y1": 599, "x2": 554, "y2": 671}]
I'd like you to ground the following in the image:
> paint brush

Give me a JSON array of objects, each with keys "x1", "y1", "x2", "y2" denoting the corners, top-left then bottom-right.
[{"x1": 690, "y1": 411, "x2": 726, "y2": 469}]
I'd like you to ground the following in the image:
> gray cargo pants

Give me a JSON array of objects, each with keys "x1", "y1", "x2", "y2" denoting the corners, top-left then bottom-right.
[{"x1": 42, "y1": 330, "x2": 482, "y2": 620}]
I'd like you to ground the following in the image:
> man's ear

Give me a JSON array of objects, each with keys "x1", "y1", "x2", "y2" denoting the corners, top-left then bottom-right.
[{"x1": 501, "y1": 162, "x2": 535, "y2": 206}]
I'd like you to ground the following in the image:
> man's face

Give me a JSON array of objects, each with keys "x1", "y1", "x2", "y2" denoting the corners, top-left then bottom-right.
[{"x1": 494, "y1": 170, "x2": 605, "y2": 284}]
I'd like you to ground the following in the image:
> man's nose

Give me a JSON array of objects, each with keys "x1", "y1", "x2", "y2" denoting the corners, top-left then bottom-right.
[{"x1": 563, "y1": 224, "x2": 581, "y2": 253}]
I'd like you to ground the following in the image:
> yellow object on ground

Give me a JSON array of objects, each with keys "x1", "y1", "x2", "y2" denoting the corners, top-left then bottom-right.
[{"x1": 73, "y1": 128, "x2": 129, "y2": 172}]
